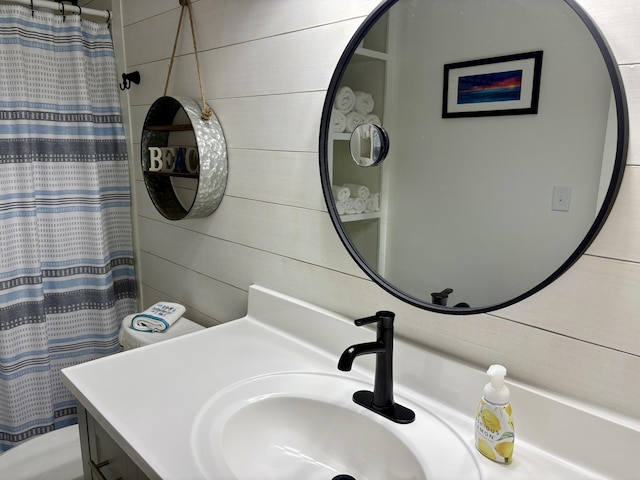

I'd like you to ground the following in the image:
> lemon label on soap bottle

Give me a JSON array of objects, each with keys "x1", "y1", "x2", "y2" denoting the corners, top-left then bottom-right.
[{"x1": 474, "y1": 399, "x2": 515, "y2": 464}]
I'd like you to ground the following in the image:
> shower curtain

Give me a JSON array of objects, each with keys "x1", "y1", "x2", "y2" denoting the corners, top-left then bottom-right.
[{"x1": 0, "y1": 5, "x2": 136, "y2": 451}]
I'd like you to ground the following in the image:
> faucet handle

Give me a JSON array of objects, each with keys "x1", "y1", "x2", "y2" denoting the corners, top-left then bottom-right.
[
  {"x1": 431, "y1": 288, "x2": 453, "y2": 306},
  {"x1": 355, "y1": 311, "x2": 395, "y2": 328}
]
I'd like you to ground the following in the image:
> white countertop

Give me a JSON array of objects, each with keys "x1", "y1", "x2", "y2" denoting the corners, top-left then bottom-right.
[{"x1": 61, "y1": 285, "x2": 640, "y2": 479}]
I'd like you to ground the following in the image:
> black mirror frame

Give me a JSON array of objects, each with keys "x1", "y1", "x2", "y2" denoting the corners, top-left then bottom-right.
[{"x1": 319, "y1": 0, "x2": 628, "y2": 315}]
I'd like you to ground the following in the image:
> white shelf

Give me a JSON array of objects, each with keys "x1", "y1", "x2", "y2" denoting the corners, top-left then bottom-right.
[
  {"x1": 355, "y1": 47, "x2": 389, "y2": 61},
  {"x1": 340, "y1": 212, "x2": 381, "y2": 222},
  {"x1": 331, "y1": 132, "x2": 351, "y2": 141}
]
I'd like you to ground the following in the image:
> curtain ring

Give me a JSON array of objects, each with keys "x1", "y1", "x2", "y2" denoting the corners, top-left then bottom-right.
[
  {"x1": 61, "y1": 3, "x2": 66, "y2": 22},
  {"x1": 78, "y1": 6, "x2": 82, "y2": 17},
  {"x1": 107, "y1": 10, "x2": 111, "y2": 26},
  {"x1": 30, "y1": 0, "x2": 34, "y2": 17}
]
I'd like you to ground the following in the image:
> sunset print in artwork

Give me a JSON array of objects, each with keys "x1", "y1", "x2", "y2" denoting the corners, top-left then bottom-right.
[{"x1": 457, "y1": 70, "x2": 523, "y2": 105}]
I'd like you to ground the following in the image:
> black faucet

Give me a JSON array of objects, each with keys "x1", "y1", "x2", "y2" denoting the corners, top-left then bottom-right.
[
  {"x1": 338, "y1": 311, "x2": 415, "y2": 424},
  {"x1": 431, "y1": 288, "x2": 453, "y2": 306}
]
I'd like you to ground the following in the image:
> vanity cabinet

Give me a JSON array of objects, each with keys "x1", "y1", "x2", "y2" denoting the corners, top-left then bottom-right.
[
  {"x1": 328, "y1": 12, "x2": 390, "y2": 271},
  {"x1": 77, "y1": 404, "x2": 150, "y2": 480}
]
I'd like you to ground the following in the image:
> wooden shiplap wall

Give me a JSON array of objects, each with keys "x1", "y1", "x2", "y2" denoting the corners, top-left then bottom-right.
[{"x1": 119, "y1": 0, "x2": 640, "y2": 420}]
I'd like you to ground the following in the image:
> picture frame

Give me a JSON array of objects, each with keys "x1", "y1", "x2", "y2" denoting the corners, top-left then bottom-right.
[{"x1": 442, "y1": 51, "x2": 543, "y2": 118}]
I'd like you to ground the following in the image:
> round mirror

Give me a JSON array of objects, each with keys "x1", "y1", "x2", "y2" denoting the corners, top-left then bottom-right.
[
  {"x1": 320, "y1": 0, "x2": 628, "y2": 314},
  {"x1": 349, "y1": 123, "x2": 390, "y2": 167}
]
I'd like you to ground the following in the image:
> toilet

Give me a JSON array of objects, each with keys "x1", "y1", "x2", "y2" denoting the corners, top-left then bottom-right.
[{"x1": 0, "y1": 315, "x2": 204, "y2": 480}]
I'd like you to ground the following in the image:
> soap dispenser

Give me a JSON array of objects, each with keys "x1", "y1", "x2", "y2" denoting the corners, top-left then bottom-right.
[{"x1": 474, "y1": 364, "x2": 515, "y2": 464}]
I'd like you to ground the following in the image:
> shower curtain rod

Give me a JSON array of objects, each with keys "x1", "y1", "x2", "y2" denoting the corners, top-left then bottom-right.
[{"x1": 5, "y1": 0, "x2": 111, "y2": 20}]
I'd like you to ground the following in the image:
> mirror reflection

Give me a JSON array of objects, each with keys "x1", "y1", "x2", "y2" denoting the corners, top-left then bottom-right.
[
  {"x1": 349, "y1": 123, "x2": 390, "y2": 167},
  {"x1": 321, "y1": 0, "x2": 627, "y2": 312}
]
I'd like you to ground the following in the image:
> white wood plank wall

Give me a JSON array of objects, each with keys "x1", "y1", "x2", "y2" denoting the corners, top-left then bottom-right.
[{"x1": 119, "y1": 0, "x2": 640, "y2": 419}]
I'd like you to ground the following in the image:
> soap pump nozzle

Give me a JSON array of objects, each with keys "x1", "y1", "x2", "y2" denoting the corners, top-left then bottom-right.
[{"x1": 483, "y1": 364, "x2": 510, "y2": 405}]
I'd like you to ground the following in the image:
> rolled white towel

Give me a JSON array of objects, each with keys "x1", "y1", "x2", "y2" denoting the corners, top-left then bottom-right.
[
  {"x1": 331, "y1": 109, "x2": 347, "y2": 133},
  {"x1": 130, "y1": 302, "x2": 186, "y2": 333},
  {"x1": 355, "y1": 91, "x2": 375, "y2": 115},
  {"x1": 345, "y1": 111, "x2": 365, "y2": 133},
  {"x1": 343, "y1": 183, "x2": 370, "y2": 200},
  {"x1": 352, "y1": 197, "x2": 366, "y2": 214},
  {"x1": 332, "y1": 185, "x2": 350, "y2": 202},
  {"x1": 365, "y1": 199, "x2": 375, "y2": 213},
  {"x1": 336, "y1": 200, "x2": 346, "y2": 215},
  {"x1": 341, "y1": 197, "x2": 355, "y2": 215},
  {"x1": 365, "y1": 193, "x2": 380, "y2": 212},
  {"x1": 334, "y1": 86, "x2": 356, "y2": 113},
  {"x1": 364, "y1": 113, "x2": 381, "y2": 125}
]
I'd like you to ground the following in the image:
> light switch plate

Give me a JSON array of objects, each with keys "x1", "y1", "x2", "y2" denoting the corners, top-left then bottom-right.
[{"x1": 552, "y1": 185, "x2": 572, "y2": 212}]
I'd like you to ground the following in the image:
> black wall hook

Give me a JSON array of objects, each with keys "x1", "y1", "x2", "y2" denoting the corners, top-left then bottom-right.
[{"x1": 119, "y1": 71, "x2": 141, "y2": 90}]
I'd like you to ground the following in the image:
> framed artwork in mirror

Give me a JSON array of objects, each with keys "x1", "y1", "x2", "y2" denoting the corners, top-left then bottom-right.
[{"x1": 443, "y1": 51, "x2": 543, "y2": 118}]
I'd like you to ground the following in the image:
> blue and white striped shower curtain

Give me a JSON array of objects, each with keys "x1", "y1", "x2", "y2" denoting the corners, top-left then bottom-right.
[{"x1": 0, "y1": 5, "x2": 136, "y2": 451}]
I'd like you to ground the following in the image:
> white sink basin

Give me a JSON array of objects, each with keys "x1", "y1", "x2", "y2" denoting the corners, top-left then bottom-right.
[{"x1": 191, "y1": 372, "x2": 480, "y2": 480}]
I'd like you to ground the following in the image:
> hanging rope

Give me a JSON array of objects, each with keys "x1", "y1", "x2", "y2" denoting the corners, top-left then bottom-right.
[{"x1": 163, "y1": 0, "x2": 213, "y2": 120}]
